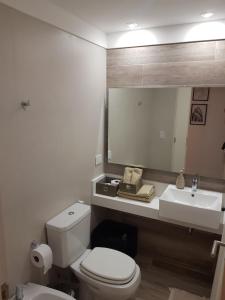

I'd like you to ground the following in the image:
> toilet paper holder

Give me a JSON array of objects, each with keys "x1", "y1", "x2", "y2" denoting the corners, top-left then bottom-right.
[
  {"x1": 31, "y1": 240, "x2": 41, "y2": 263},
  {"x1": 31, "y1": 240, "x2": 40, "y2": 250}
]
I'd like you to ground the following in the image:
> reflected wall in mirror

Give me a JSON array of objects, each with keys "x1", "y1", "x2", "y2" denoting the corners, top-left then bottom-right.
[{"x1": 108, "y1": 87, "x2": 225, "y2": 180}]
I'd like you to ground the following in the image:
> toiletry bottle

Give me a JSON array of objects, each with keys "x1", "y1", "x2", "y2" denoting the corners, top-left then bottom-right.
[{"x1": 176, "y1": 169, "x2": 185, "y2": 189}]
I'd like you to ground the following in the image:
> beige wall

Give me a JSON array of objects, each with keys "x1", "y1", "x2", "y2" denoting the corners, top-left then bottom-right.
[
  {"x1": 0, "y1": 3, "x2": 106, "y2": 294},
  {"x1": 0, "y1": 194, "x2": 7, "y2": 287},
  {"x1": 185, "y1": 88, "x2": 225, "y2": 179}
]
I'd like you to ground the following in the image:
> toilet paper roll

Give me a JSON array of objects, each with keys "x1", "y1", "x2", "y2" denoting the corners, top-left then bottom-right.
[
  {"x1": 31, "y1": 244, "x2": 53, "y2": 275},
  {"x1": 111, "y1": 179, "x2": 121, "y2": 186}
]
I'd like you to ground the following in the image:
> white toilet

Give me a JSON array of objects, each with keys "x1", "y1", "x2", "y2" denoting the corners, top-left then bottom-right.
[{"x1": 46, "y1": 203, "x2": 141, "y2": 300}]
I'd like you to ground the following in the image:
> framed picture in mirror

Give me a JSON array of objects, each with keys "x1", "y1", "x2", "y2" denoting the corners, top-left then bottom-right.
[
  {"x1": 192, "y1": 87, "x2": 209, "y2": 101},
  {"x1": 190, "y1": 104, "x2": 208, "y2": 125}
]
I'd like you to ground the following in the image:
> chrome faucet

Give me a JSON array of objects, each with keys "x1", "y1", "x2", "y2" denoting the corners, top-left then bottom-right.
[
  {"x1": 15, "y1": 285, "x2": 24, "y2": 300},
  {"x1": 191, "y1": 175, "x2": 198, "y2": 193}
]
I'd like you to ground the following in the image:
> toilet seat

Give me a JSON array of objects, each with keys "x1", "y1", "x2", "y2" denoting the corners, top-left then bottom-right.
[
  {"x1": 80, "y1": 247, "x2": 136, "y2": 285},
  {"x1": 70, "y1": 249, "x2": 141, "y2": 300}
]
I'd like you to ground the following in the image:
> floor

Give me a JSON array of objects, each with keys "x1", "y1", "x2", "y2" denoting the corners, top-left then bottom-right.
[
  {"x1": 51, "y1": 253, "x2": 212, "y2": 300},
  {"x1": 169, "y1": 289, "x2": 208, "y2": 300},
  {"x1": 131, "y1": 256, "x2": 211, "y2": 300}
]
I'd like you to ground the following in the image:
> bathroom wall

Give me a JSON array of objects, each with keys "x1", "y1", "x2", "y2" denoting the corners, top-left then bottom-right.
[
  {"x1": 0, "y1": 0, "x2": 107, "y2": 47},
  {"x1": 107, "y1": 20, "x2": 225, "y2": 48},
  {"x1": 0, "y1": 195, "x2": 7, "y2": 289},
  {"x1": 185, "y1": 88, "x2": 225, "y2": 178},
  {"x1": 0, "y1": 3, "x2": 106, "y2": 294}
]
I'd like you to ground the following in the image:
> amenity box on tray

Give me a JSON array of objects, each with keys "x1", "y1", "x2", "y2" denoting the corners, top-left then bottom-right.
[{"x1": 96, "y1": 177, "x2": 120, "y2": 197}]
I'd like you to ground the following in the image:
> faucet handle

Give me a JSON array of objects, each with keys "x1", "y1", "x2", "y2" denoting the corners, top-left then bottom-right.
[{"x1": 16, "y1": 285, "x2": 24, "y2": 300}]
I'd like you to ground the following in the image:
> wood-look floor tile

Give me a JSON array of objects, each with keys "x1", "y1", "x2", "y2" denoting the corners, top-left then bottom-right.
[{"x1": 130, "y1": 255, "x2": 211, "y2": 300}]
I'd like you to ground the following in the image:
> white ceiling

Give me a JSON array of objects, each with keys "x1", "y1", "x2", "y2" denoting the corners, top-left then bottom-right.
[{"x1": 49, "y1": 0, "x2": 225, "y2": 33}]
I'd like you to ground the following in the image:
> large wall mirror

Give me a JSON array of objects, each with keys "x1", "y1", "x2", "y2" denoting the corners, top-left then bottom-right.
[{"x1": 108, "y1": 87, "x2": 225, "y2": 180}]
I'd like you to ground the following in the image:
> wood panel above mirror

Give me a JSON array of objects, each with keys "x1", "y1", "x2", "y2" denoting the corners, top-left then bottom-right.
[{"x1": 107, "y1": 40, "x2": 225, "y2": 87}]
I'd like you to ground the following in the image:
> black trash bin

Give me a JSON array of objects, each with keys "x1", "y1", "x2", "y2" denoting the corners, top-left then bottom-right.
[{"x1": 91, "y1": 220, "x2": 138, "y2": 258}]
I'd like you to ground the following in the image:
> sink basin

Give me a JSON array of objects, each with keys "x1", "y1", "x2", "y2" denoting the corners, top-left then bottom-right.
[{"x1": 159, "y1": 185, "x2": 222, "y2": 229}]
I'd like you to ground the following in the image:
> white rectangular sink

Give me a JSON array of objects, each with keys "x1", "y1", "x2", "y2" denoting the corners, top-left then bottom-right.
[{"x1": 159, "y1": 185, "x2": 222, "y2": 229}]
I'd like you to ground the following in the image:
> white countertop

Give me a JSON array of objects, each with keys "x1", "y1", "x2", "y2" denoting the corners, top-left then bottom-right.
[
  {"x1": 92, "y1": 192, "x2": 160, "y2": 219},
  {"x1": 92, "y1": 174, "x2": 225, "y2": 235}
]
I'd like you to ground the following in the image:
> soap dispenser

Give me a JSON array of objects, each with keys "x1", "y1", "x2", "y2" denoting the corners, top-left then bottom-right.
[{"x1": 176, "y1": 169, "x2": 185, "y2": 189}]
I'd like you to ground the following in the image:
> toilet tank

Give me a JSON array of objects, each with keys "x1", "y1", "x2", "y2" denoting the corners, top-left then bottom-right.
[{"x1": 46, "y1": 202, "x2": 91, "y2": 268}]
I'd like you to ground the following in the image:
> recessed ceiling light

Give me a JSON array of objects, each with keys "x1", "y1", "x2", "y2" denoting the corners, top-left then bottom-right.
[
  {"x1": 128, "y1": 23, "x2": 138, "y2": 30},
  {"x1": 201, "y1": 12, "x2": 214, "y2": 18}
]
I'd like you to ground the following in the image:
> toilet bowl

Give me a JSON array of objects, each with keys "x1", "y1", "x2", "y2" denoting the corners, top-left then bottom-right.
[
  {"x1": 46, "y1": 203, "x2": 141, "y2": 300},
  {"x1": 70, "y1": 248, "x2": 141, "y2": 300}
]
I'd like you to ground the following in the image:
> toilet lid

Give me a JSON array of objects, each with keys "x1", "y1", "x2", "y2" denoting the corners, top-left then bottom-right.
[{"x1": 80, "y1": 247, "x2": 136, "y2": 285}]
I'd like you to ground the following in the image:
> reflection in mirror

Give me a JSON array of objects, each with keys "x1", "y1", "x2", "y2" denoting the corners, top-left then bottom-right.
[{"x1": 108, "y1": 87, "x2": 225, "y2": 180}]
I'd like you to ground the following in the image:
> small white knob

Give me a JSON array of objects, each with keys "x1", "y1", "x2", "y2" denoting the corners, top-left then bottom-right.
[{"x1": 78, "y1": 200, "x2": 84, "y2": 204}]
